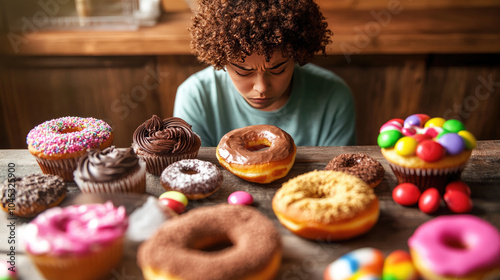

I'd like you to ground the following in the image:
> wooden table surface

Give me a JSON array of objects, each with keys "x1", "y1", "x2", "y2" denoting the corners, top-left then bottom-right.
[{"x1": 1, "y1": 141, "x2": 499, "y2": 279}]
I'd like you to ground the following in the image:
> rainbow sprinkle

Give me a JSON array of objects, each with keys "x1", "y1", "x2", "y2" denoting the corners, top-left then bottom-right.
[{"x1": 26, "y1": 116, "x2": 112, "y2": 155}]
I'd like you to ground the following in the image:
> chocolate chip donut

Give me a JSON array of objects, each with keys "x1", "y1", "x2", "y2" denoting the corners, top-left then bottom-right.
[
  {"x1": 160, "y1": 159, "x2": 223, "y2": 200},
  {"x1": 0, "y1": 174, "x2": 67, "y2": 217},
  {"x1": 137, "y1": 204, "x2": 282, "y2": 280},
  {"x1": 325, "y1": 153, "x2": 384, "y2": 188}
]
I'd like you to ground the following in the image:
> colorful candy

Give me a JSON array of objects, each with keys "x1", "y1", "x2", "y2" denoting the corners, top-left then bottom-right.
[
  {"x1": 442, "y1": 119, "x2": 466, "y2": 133},
  {"x1": 444, "y1": 191, "x2": 473, "y2": 213},
  {"x1": 418, "y1": 188, "x2": 441, "y2": 214},
  {"x1": 159, "y1": 191, "x2": 188, "y2": 206},
  {"x1": 228, "y1": 191, "x2": 253, "y2": 205},
  {"x1": 445, "y1": 181, "x2": 471, "y2": 196},
  {"x1": 377, "y1": 115, "x2": 475, "y2": 163},
  {"x1": 394, "y1": 137, "x2": 418, "y2": 156},
  {"x1": 416, "y1": 140, "x2": 444, "y2": 162},
  {"x1": 424, "y1": 117, "x2": 445, "y2": 128},
  {"x1": 324, "y1": 248, "x2": 384, "y2": 280},
  {"x1": 458, "y1": 130, "x2": 477, "y2": 149},
  {"x1": 159, "y1": 191, "x2": 188, "y2": 214},
  {"x1": 382, "y1": 250, "x2": 418, "y2": 280},
  {"x1": 438, "y1": 133, "x2": 466, "y2": 155},
  {"x1": 378, "y1": 130, "x2": 403, "y2": 148},
  {"x1": 392, "y1": 183, "x2": 421, "y2": 206}
]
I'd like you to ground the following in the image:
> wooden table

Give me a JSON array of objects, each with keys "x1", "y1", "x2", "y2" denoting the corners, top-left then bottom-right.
[{"x1": 1, "y1": 141, "x2": 499, "y2": 279}]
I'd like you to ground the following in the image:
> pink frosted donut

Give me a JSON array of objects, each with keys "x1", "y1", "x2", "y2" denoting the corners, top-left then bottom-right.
[{"x1": 408, "y1": 215, "x2": 500, "y2": 280}]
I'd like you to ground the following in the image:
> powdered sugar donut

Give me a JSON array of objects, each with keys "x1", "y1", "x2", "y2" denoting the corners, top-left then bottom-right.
[{"x1": 160, "y1": 159, "x2": 223, "y2": 200}]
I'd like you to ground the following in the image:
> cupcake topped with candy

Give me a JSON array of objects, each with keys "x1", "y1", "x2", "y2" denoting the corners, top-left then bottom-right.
[{"x1": 378, "y1": 114, "x2": 475, "y2": 193}]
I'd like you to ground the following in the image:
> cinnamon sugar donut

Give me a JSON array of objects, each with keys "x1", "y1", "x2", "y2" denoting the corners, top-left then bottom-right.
[
  {"x1": 160, "y1": 159, "x2": 223, "y2": 200},
  {"x1": 272, "y1": 170, "x2": 379, "y2": 241},
  {"x1": 137, "y1": 204, "x2": 282, "y2": 280},
  {"x1": 325, "y1": 153, "x2": 385, "y2": 188}
]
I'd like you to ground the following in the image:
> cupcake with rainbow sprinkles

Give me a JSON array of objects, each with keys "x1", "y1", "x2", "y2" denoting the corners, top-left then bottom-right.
[{"x1": 378, "y1": 114, "x2": 476, "y2": 194}]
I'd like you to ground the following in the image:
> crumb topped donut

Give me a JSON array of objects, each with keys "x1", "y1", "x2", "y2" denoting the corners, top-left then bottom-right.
[
  {"x1": 137, "y1": 204, "x2": 282, "y2": 280},
  {"x1": 272, "y1": 170, "x2": 379, "y2": 241},
  {"x1": 0, "y1": 174, "x2": 67, "y2": 217},
  {"x1": 216, "y1": 124, "x2": 296, "y2": 184},
  {"x1": 325, "y1": 153, "x2": 385, "y2": 188},
  {"x1": 160, "y1": 159, "x2": 223, "y2": 200}
]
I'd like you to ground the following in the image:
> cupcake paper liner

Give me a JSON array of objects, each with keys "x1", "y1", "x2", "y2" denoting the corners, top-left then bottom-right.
[
  {"x1": 28, "y1": 237, "x2": 124, "y2": 280},
  {"x1": 388, "y1": 163, "x2": 467, "y2": 194},
  {"x1": 139, "y1": 150, "x2": 199, "y2": 176},
  {"x1": 33, "y1": 155, "x2": 82, "y2": 182},
  {"x1": 74, "y1": 160, "x2": 147, "y2": 194}
]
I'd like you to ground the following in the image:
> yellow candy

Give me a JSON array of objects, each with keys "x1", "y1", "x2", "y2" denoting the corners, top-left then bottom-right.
[
  {"x1": 395, "y1": 137, "x2": 418, "y2": 156},
  {"x1": 424, "y1": 117, "x2": 446, "y2": 128},
  {"x1": 458, "y1": 130, "x2": 477, "y2": 149},
  {"x1": 383, "y1": 250, "x2": 418, "y2": 280}
]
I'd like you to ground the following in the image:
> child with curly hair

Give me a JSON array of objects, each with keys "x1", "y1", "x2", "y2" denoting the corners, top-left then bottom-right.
[{"x1": 173, "y1": 0, "x2": 356, "y2": 147}]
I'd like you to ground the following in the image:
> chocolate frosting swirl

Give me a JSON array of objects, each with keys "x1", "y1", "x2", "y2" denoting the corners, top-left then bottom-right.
[
  {"x1": 76, "y1": 146, "x2": 139, "y2": 182},
  {"x1": 133, "y1": 116, "x2": 200, "y2": 155}
]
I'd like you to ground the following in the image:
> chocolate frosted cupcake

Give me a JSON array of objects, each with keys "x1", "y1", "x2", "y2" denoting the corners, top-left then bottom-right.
[
  {"x1": 73, "y1": 146, "x2": 146, "y2": 193},
  {"x1": 132, "y1": 115, "x2": 201, "y2": 175}
]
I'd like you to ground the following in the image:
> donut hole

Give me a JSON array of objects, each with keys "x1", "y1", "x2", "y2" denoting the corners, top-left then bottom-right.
[
  {"x1": 246, "y1": 139, "x2": 271, "y2": 152},
  {"x1": 60, "y1": 127, "x2": 83, "y2": 134},
  {"x1": 443, "y1": 236, "x2": 468, "y2": 250},
  {"x1": 180, "y1": 167, "x2": 199, "y2": 175},
  {"x1": 190, "y1": 234, "x2": 234, "y2": 252}
]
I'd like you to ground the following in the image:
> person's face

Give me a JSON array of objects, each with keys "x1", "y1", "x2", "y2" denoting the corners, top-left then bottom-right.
[{"x1": 226, "y1": 52, "x2": 295, "y2": 111}]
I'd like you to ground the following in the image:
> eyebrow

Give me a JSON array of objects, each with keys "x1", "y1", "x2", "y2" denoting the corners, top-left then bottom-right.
[{"x1": 230, "y1": 59, "x2": 290, "y2": 71}]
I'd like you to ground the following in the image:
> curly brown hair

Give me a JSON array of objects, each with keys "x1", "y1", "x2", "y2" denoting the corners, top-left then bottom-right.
[{"x1": 189, "y1": 0, "x2": 332, "y2": 69}]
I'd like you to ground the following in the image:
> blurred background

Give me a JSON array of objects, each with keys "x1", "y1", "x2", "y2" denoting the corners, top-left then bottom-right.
[{"x1": 0, "y1": 0, "x2": 499, "y2": 148}]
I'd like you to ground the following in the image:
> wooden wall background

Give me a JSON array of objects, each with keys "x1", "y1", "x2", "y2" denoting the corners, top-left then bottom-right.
[
  {"x1": 1, "y1": 54, "x2": 499, "y2": 148},
  {"x1": 1, "y1": 0, "x2": 500, "y2": 148}
]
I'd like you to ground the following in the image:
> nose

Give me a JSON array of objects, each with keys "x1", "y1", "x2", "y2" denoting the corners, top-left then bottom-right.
[{"x1": 253, "y1": 73, "x2": 269, "y2": 96}]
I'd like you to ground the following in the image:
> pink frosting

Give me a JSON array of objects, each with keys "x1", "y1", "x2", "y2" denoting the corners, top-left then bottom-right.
[
  {"x1": 26, "y1": 116, "x2": 113, "y2": 155},
  {"x1": 408, "y1": 215, "x2": 500, "y2": 276},
  {"x1": 24, "y1": 202, "x2": 128, "y2": 256}
]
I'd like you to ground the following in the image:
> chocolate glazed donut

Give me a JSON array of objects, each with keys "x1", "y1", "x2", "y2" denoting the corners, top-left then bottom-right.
[{"x1": 216, "y1": 124, "x2": 297, "y2": 184}]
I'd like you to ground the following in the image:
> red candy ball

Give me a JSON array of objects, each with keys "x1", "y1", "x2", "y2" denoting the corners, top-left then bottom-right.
[
  {"x1": 392, "y1": 183, "x2": 421, "y2": 206},
  {"x1": 159, "y1": 197, "x2": 185, "y2": 214},
  {"x1": 445, "y1": 181, "x2": 471, "y2": 196},
  {"x1": 412, "y1": 134, "x2": 432, "y2": 143},
  {"x1": 416, "y1": 140, "x2": 445, "y2": 162},
  {"x1": 444, "y1": 191, "x2": 473, "y2": 213},
  {"x1": 419, "y1": 188, "x2": 441, "y2": 214}
]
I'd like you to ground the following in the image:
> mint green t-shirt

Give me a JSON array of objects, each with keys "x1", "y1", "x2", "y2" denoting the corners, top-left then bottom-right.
[{"x1": 173, "y1": 63, "x2": 356, "y2": 147}]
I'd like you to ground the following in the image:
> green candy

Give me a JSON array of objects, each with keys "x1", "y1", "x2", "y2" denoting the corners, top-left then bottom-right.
[
  {"x1": 443, "y1": 119, "x2": 466, "y2": 133},
  {"x1": 377, "y1": 130, "x2": 402, "y2": 148}
]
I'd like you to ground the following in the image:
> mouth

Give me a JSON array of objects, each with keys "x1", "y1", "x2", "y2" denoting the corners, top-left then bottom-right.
[{"x1": 249, "y1": 98, "x2": 271, "y2": 104}]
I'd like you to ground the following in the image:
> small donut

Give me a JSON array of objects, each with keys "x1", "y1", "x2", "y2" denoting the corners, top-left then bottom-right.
[
  {"x1": 26, "y1": 116, "x2": 114, "y2": 181},
  {"x1": 160, "y1": 159, "x2": 223, "y2": 200},
  {"x1": 137, "y1": 204, "x2": 282, "y2": 280},
  {"x1": 216, "y1": 124, "x2": 296, "y2": 184},
  {"x1": 0, "y1": 174, "x2": 67, "y2": 217},
  {"x1": 324, "y1": 247, "x2": 384, "y2": 280},
  {"x1": 325, "y1": 153, "x2": 384, "y2": 188},
  {"x1": 272, "y1": 170, "x2": 379, "y2": 241},
  {"x1": 408, "y1": 215, "x2": 500, "y2": 280}
]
